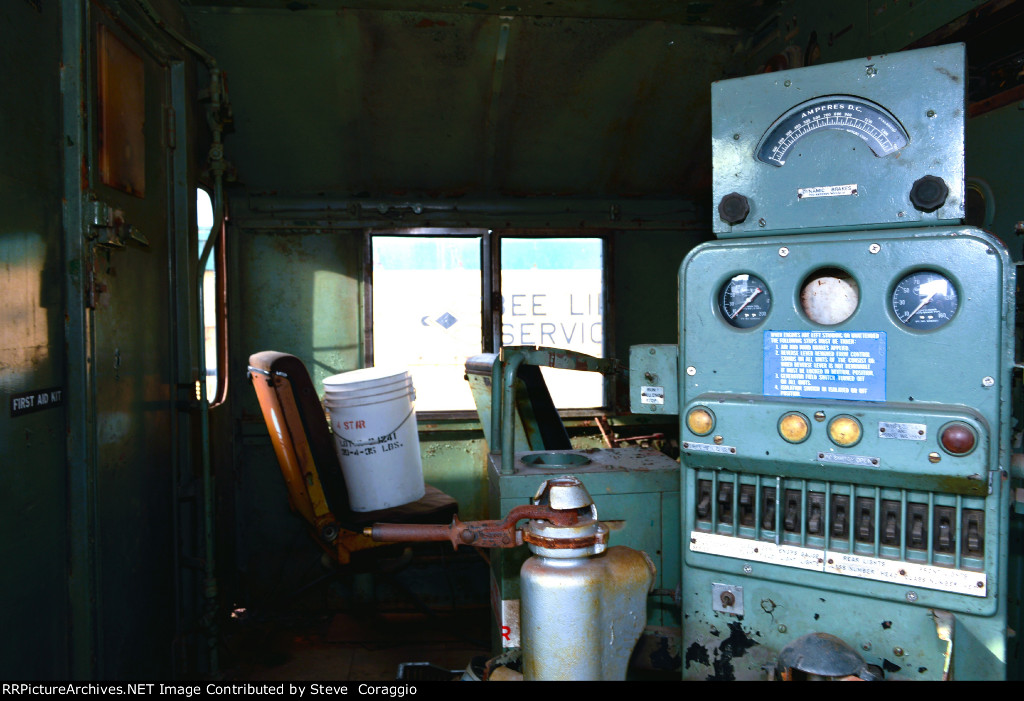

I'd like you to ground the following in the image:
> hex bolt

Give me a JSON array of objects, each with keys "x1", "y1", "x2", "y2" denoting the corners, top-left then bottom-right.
[
  {"x1": 720, "y1": 591, "x2": 736, "y2": 608},
  {"x1": 718, "y1": 192, "x2": 750, "y2": 225},
  {"x1": 743, "y1": 564, "x2": 753, "y2": 574},
  {"x1": 906, "y1": 591, "x2": 918, "y2": 603},
  {"x1": 909, "y1": 175, "x2": 950, "y2": 213}
]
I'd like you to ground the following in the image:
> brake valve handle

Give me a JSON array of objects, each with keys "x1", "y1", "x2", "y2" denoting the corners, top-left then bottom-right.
[{"x1": 364, "y1": 478, "x2": 590, "y2": 551}]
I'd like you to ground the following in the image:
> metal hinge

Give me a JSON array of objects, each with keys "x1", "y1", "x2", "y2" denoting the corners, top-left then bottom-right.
[{"x1": 86, "y1": 197, "x2": 150, "y2": 249}]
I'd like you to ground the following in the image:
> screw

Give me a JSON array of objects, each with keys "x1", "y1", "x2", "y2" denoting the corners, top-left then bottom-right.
[
  {"x1": 814, "y1": 411, "x2": 826, "y2": 422},
  {"x1": 927, "y1": 109, "x2": 936, "y2": 118},
  {"x1": 733, "y1": 133, "x2": 741, "y2": 140},
  {"x1": 778, "y1": 624, "x2": 787, "y2": 633},
  {"x1": 759, "y1": 218, "x2": 767, "y2": 227},
  {"x1": 644, "y1": 372, "x2": 654, "y2": 381},
  {"x1": 906, "y1": 591, "x2": 918, "y2": 603},
  {"x1": 714, "y1": 435, "x2": 724, "y2": 445},
  {"x1": 779, "y1": 247, "x2": 789, "y2": 257},
  {"x1": 893, "y1": 647, "x2": 904, "y2": 657},
  {"x1": 928, "y1": 452, "x2": 941, "y2": 463},
  {"x1": 720, "y1": 591, "x2": 736, "y2": 608},
  {"x1": 862, "y1": 642, "x2": 872, "y2": 651},
  {"x1": 784, "y1": 79, "x2": 792, "y2": 87},
  {"x1": 982, "y1": 376, "x2": 995, "y2": 387},
  {"x1": 898, "y1": 211, "x2": 906, "y2": 217},
  {"x1": 866, "y1": 65, "x2": 877, "y2": 77},
  {"x1": 743, "y1": 564, "x2": 753, "y2": 574},
  {"x1": 1015, "y1": 221, "x2": 1024, "y2": 234},
  {"x1": 869, "y1": 243, "x2": 880, "y2": 254},
  {"x1": 686, "y1": 366, "x2": 696, "y2": 376}
]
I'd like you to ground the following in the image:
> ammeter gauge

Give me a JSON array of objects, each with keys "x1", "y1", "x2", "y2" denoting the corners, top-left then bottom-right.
[
  {"x1": 719, "y1": 274, "x2": 771, "y2": 328},
  {"x1": 756, "y1": 95, "x2": 910, "y2": 167},
  {"x1": 892, "y1": 271, "x2": 958, "y2": 330}
]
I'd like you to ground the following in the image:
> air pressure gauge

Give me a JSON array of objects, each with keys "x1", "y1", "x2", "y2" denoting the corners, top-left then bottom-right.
[
  {"x1": 720, "y1": 274, "x2": 771, "y2": 328},
  {"x1": 892, "y1": 271, "x2": 958, "y2": 330}
]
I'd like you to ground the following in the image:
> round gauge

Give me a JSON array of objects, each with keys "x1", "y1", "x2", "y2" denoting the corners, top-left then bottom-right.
[
  {"x1": 892, "y1": 271, "x2": 958, "y2": 330},
  {"x1": 801, "y1": 269, "x2": 859, "y2": 325},
  {"x1": 719, "y1": 274, "x2": 771, "y2": 328}
]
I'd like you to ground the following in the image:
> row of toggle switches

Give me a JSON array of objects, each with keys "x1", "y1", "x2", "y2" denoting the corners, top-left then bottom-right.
[{"x1": 696, "y1": 480, "x2": 984, "y2": 558}]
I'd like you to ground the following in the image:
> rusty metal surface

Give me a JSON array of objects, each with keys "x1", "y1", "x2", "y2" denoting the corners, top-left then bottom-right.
[{"x1": 369, "y1": 503, "x2": 581, "y2": 550}]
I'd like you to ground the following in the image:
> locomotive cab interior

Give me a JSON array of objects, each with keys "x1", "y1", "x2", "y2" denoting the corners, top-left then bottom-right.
[{"x1": 4, "y1": 0, "x2": 1024, "y2": 682}]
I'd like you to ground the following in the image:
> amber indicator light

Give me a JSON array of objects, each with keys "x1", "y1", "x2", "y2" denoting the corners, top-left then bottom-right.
[
  {"x1": 778, "y1": 412, "x2": 810, "y2": 444},
  {"x1": 828, "y1": 416, "x2": 862, "y2": 447},
  {"x1": 687, "y1": 407, "x2": 715, "y2": 436}
]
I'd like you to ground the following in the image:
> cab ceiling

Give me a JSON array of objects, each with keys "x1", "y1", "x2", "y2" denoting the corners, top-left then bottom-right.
[{"x1": 184, "y1": 1, "x2": 782, "y2": 201}]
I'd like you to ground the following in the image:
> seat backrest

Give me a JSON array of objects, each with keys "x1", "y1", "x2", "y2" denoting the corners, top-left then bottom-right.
[{"x1": 248, "y1": 351, "x2": 354, "y2": 528}]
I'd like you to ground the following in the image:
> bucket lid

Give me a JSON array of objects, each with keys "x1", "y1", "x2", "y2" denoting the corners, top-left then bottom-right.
[{"x1": 323, "y1": 367, "x2": 410, "y2": 391}]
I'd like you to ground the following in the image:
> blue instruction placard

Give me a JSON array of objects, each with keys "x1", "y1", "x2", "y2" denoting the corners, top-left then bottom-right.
[{"x1": 764, "y1": 330, "x2": 886, "y2": 401}]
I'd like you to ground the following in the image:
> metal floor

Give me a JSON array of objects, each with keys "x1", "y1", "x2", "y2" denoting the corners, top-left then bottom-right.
[{"x1": 222, "y1": 608, "x2": 491, "y2": 682}]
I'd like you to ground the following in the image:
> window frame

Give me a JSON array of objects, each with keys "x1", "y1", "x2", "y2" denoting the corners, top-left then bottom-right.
[{"x1": 364, "y1": 228, "x2": 613, "y2": 420}]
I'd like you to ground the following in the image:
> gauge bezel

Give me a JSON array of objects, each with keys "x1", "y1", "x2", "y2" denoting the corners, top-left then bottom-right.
[
  {"x1": 717, "y1": 272, "x2": 772, "y2": 330},
  {"x1": 798, "y1": 266, "x2": 861, "y2": 327},
  {"x1": 889, "y1": 268, "x2": 960, "y2": 332}
]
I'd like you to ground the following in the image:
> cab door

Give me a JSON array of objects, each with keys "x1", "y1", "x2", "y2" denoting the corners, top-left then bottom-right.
[{"x1": 69, "y1": 6, "x2": 184, "y2": 678}]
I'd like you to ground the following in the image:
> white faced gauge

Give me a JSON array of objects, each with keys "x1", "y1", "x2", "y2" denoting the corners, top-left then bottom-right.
[
  {"x1": 892, "y1": 271, "x2": 958, "y2": 330},
  {"x1": 720, "y1": 274, "x2": 771, "y2": 328},
  {"x1": 801, "y1": 270, "x2": 859, "y2": 325}
]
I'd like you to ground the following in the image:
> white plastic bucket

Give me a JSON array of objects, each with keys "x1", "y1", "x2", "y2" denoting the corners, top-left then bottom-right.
[{"x1": 322, "y1": 367, "x2": 425, "y2": 512}]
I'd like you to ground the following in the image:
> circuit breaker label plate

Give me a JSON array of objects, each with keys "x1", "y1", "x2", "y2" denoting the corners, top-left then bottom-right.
[
  {"x1": 764, "y1": 331, "x2": 886, "y2": 401},
  {"x1": 689, "y1": 532, "x2": 822, "y2": 571},
  {"x1": 690, "y1": 531, "x2": 986, "y2": 597},
  {"x1": 825, "y1": 552, "x2": 986, "y2": 597}
]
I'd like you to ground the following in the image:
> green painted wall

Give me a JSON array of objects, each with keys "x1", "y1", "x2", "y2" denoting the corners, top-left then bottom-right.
[
  {"x1": 967, "y1": 101, "x2": 1024, "y2": 260},
  {"x1": 0, "y1": 1, "x2": 68, "y2": 680}
]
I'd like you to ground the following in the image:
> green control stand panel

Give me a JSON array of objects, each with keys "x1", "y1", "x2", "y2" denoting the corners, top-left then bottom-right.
[{"x1": 677, "y1": 44, "x2": 1018, "y2": 681}]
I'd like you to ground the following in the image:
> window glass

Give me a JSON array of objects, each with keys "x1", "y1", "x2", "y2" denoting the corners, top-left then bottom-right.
[
  {"x1": 372, "y1": 236, "x2": 482, "y2": 411},
  {"x1": 501, "y1": 238, "x2": 604, "y2": 408},
  {"x1": 196, "y1": 188, "x2": 217, "y2": 401}
]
